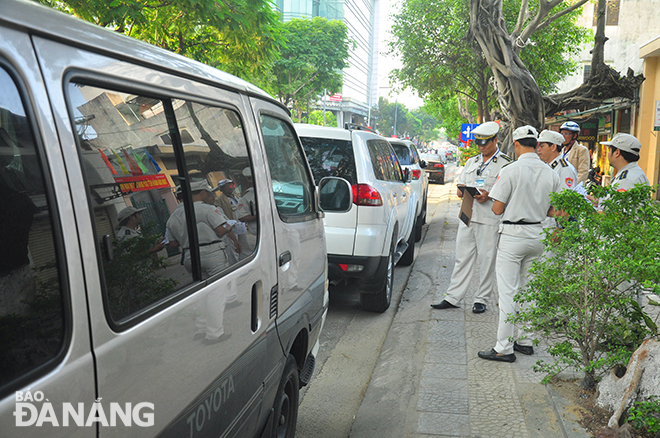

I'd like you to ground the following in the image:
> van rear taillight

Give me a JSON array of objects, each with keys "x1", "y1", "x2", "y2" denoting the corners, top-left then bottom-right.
[
  {"x1": 412, "y1": 169, "x2": 421, "y2": 179},
  {"x1": 352, "y1": 184, "x2": 383, "y2": 206}
]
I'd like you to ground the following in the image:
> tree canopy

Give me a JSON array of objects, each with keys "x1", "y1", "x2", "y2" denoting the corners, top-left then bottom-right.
[
  {"x1": 36, "y1": 0, "x2": 285, "y2": 81},
  {"x1": 266, "y1": 17, "x2": 352, "y2": 121},
  {"x1": 371, "y1": 97, "x2": 440, "y2": 143},
  {"x1": 388, "y1": 0, "x2": 590, "y2": 132}
]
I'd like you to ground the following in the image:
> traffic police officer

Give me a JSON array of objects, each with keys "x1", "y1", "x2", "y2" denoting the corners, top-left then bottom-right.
[
  {"x1": 431, "y1": 121, "x2": 512, "y2": 313},
  {"x1": 603, "y1": 133, "x2": 649, "y2": 190},
  {"x1": 478, "y1": 125, "x2": 561, "y2": 362},
  {"x1": 166, "y1": 180, "x2": 233, "y2": 278}
]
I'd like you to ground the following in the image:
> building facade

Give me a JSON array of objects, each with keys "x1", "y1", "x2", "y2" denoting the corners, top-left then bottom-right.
[{"x1": 275, "y1": 0, "x2": 380, "y2": 128}]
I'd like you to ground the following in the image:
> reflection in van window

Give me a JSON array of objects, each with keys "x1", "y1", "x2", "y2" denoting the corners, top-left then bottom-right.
[
  {"x1": 367, "y1": 139, "x2": 402, "y2": 182},
  {"x1": 0, "y1": 67, "x2": 65, "y2": 389},
  {"x1": 174, "y1": 100, "x2": 257, "y2": 262},
  {"x1": 68, "y1": 83, "x2": 191, "y2": 322},
  {"x1": 67, "y1": 83, "x2": 259, "y2": 323},
  {"x1": 260, "y1": 115, "x2": 314, "y2": 218}
]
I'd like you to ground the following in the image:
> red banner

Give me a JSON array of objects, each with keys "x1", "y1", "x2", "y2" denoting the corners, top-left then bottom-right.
[
  {"x1": 114, "y1": 174, "x2": 170, "y2": 193},
  {"x1": 328, "y1": 93, "x2": 342, "y2": 102}
]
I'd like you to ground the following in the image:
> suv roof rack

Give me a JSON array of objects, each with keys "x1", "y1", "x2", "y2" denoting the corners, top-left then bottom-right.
[{"x1": 344, "y1": 123, "x2": 375, "y2": 133}]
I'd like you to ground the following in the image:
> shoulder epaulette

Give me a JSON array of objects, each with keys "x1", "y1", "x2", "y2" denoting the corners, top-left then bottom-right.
[
  {"x1": 500, "y1": 154, "x2": 513, "y2": 162},
  {"x1": 501, "y1": 161, "x2": 514, "y2": 168},
  {"x1": 619, "y1": 170, "x2": 628, "y2": 180},
  {"x1": 559, "y1": 158, "x2": 569, "y2": 167}
]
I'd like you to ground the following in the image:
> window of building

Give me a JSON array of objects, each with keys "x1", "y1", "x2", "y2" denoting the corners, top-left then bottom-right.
[
  {"x1": 583, "y1": 64, "x2": 592, "y2": 82},
  {"x1": 593, "y1": 0, "x2": 620, "y2": 26},
  {"x1": 0, "y1": 65, "x2": 66, "y2": 391}
]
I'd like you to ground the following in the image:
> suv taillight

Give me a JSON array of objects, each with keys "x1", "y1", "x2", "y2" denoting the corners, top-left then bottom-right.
[
  {"x1": 412, "y1": 169, "x2": 421, "y2": 180},
  {"x1": 434, "y1": 163, "x2": 444, "y2": 168},
  {"x1": 352, "y1": 184, "x2": 383, "y2": 206}
]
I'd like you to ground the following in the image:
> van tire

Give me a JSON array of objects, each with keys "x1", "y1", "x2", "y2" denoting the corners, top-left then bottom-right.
[
  {"x1": 360, "y1": 234, "x2": 395, "y2": 313},
  {"x1": 398, "y1": 229, "x2": 415, "y2": 266},
  {"x1": 272, "y1": 354, "x2": 299, "y2": 438}
]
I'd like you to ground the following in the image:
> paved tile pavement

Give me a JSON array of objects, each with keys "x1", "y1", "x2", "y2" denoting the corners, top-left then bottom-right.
[{"x1": 350, "y1": 183, "x2": 591, "y2": 438}]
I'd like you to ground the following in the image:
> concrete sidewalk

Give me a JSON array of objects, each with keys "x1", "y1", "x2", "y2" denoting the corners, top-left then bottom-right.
[{"x1": 349, "y1": 183, "x2": 591, "y2": 438}]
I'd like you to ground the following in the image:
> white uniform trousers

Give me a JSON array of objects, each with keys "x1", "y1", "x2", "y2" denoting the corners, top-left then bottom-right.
[
  {"x1": 494, "y1": 233, "x2": 543, "y2": 354},
  {"x1": 444, "y1": 221, "x2": 499, "y2": 306}
]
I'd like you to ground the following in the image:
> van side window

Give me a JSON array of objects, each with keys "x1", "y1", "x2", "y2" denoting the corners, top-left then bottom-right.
[
  {"x1": 67, "y1": 83, "x2": 195, "y2": 323},
  {"x1": 0, "y1": 66, "x2": 66, "y2": 390},
  {"x1": 259, "y1": 115, "x2": 314, "y2": 219},
  {"x1": 367, "y1": 139, "x2": 403, "y2": 182},
  {"x1": 174, "y1": 100, "x2": 257, "y2": 262}
]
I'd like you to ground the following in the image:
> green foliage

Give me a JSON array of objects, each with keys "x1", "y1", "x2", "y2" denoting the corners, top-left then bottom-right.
[
  {"x1": 104, "y1": 231, "x2": 178, "y2": 321},
  {"x1": 512, "y1": 184, "x2": 660, "y2": 389},
  {"x1": 627, "y1": 396, "x2": 660, "y2": 434},
  {"x1": 458, "y1": 144, "x2": 480, "y2": 166},
  {"x1": 423, "y1": 96, "x2": 472, "y2": 141},
  {"x1": 307, "y1": 110, "x2": 338, "y2": 127},
  {"x1": 36, "y1": 0, "x2": 285, "y2": 81},
  {"x1": 388, "y1": 0, "x2": 592, "y2": 122},
  {"x1": 266, "y1": 17, "x2": 351, "y2": 120},
  {"x1": 371, "y1": 97, "x2": 441, "y2": 142}
]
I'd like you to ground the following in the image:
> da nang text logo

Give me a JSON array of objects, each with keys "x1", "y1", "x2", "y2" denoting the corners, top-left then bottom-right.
[{"x1": 13, "y1": 389, "x2": 154, "y2": 427}]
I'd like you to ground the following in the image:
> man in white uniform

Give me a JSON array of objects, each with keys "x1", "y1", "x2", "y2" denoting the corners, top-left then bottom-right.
[
  {"x1": 116, "y1": 206, "x2": 166, "y2": 254},
  {"x1": 603, "y1": 133, "x2": 650, "y2": 191},
  {"x1": 431, "y1": 121, "x2": 512, "y2": 313},
  {"x1": 166, "y1": 181, "x2": 233, "y2": 278},
  {"x1": 478, "y1": 126, "x2": 561, "y2": 363}
]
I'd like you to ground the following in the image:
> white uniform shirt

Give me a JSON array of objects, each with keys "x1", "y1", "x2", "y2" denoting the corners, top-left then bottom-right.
[
  {"x1": 166, "y1": 201, "x2": 228, "y2": 249},
  {"x1": 490, "y1": 153, "x2": 561, "y2": 238},
  {"x1": 117, "y1": 226, "x2": 141, "y2": 240},
  {"x1": 611, "y1": 162, "x2": 650, "y2": 191},
  {"x1": 236, "y1": 188, "x2": 257, "y2": 234},
  {"x1": 457, "y1": 149, "x2": 513, "y2": 226},
  {"x1": 549, "y1": 156, "x2": 577, "y2": 191}
]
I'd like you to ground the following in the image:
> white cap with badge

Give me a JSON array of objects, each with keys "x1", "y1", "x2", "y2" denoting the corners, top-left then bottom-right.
[
  {"x1": 190, "y1": 180, "x2": 215, "y2": 193},
  {"x1": 471, "y1": 121, "x2": 500, "y2": 146},
  {"x1": 117, "y1": 206, "x2": 146, "y2": 223},
  {"x1": 537, "y1": 130, "x2": 565, "y2": 146},
  {"x1": 512, "y1": 125, "x2": 539, "y2": 141},
  {"x1": 600, "y1": 133, "x2": 642, "y2": 156}
]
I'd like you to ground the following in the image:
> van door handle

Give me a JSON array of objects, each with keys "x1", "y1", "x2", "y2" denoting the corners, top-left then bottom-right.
[{"x1": 279, "y1": 251, "x2": 291, "y2": 266}]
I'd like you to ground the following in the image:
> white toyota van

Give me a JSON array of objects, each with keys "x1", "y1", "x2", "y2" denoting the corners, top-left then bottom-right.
[{"x1": 0, "y1": 1, "x2": 334, "y2": 437}]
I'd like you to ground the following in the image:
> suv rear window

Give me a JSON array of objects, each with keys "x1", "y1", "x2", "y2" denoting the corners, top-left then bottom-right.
[
  {"x1": 299, "y1": 137, "x2": 357, "y2": 185},
  {"x1": 391, "y1": 143, "x2": 413, "y2": 165}
]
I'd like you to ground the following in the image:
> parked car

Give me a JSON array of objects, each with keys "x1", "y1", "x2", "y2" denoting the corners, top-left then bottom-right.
[
  {"x1": 0, "y1": 2, "x2": 334, "y2": 437},
  {"x1": 420, "y1": 153, "x2": 447, "y2": 184},
  {"x1": 295, "y1": 124, "x2": 418, "y2": 313},
  {"x1": 389, "y1": 139, "x2": 428, "y2": 242}
]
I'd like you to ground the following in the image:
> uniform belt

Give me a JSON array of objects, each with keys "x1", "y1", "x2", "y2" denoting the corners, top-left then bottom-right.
[
  {"x1": 503, "y1": 220, "x2": 541, "y2": 225},
  {"x1": 183, "y1": 241, "x2": 223, "y2": 250}
]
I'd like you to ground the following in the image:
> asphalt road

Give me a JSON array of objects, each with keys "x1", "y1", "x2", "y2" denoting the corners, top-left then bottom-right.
[{"x1": 295, "y1": 162, "x2": 460, "y2": 438}]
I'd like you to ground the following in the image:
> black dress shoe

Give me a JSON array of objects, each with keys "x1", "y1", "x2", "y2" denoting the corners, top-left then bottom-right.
[
  {"x1": 430, "y1": 300, "x2": 459, "y2": 310},
  {"x1": 478, "y1": 348, "x2": 516, "y2": 363},
  {"x1": 472, "y1": 303, "x2": 486, "y2": 313},
  {"x1": 513, "y1": 342, "x2": 534, "y2": 355}
]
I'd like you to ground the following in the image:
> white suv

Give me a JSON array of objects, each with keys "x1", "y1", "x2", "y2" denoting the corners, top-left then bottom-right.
[
  {"x1": 296, "y1": 124, "x2": 418, "y2": 312},
  {"x1": 389, "y1": 139, "x2": 429, "y2": 242}
]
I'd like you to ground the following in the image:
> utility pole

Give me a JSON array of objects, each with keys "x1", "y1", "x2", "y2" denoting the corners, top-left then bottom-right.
[
  {"x1": 323, "y1": 89, "x2": 327, "y2": 126},
  {"x1": 393, "y1": 98, "x2": 398, "y2": 137}
]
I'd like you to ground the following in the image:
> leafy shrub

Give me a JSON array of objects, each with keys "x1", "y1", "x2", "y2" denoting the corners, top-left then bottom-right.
[{"x1": 627, "y1": 396, "x2": 660, "y2": 435}]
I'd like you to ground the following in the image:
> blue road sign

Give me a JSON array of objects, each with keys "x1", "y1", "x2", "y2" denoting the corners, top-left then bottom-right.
[{"x1": 460, "y1": 123, "x2": 479, "y2": 142}]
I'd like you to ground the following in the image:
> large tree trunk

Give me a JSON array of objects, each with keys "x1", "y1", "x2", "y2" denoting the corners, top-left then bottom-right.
[
  {"x1": 543, "y1": 0, "x2": 644, "y2": 115},
  {"x1": 469, "y1": 0, "x2": 544, "y2": 155}
]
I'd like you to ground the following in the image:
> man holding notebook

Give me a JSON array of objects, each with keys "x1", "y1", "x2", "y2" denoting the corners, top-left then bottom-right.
[{"x1": 431, "y1": 121, "x2": 512, "y2": 314}]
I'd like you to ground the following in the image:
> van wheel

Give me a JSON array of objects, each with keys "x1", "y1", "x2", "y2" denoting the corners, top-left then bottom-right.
[
  {"x1": 272, "y1": 355, "x2": 299, "y2": 438},
  {"x1": 398, "y1": 229, "x2": 415, "y2": 266},
  {"x1": 360, "y1": 234, "x2": 395, "y2": 313}
]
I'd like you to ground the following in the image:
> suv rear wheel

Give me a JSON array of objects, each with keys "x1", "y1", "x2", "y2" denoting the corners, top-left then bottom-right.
[
  {"x1": 414, "y1": 199, "x2": 426, "y2": 242},
  {"x1": 398, "y1": 228, "x2": 415, "y2": 266},
  {"x1": 360, "y1": 233, "x2": 395, "y2": 313}
]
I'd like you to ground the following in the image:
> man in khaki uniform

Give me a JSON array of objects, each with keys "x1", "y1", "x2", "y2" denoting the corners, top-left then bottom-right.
[{"x1": 559, "y1": 121, "x2": 590, "y2": 184}]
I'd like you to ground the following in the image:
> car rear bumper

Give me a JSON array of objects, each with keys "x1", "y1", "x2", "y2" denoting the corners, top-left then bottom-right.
[{"x1": 327, "y1": 254, "x2": 385, "y2": 280}]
